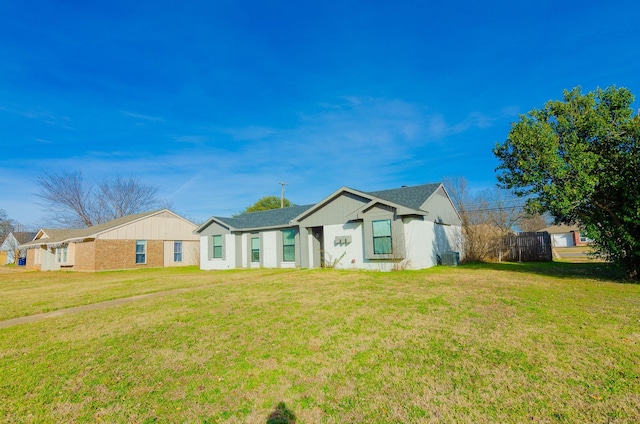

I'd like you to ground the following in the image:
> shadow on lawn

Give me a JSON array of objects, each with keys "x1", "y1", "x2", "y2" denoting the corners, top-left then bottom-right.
[
  {"x1": 266, "y1": 402, "x2": 296, "y2": 424},
  {"x1": 461, "y1": 261, "x2": 633, "y2": 283}
]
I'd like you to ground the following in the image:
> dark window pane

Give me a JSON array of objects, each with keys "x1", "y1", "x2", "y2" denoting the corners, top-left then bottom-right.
[
  {"x1": 374, "y1": 237, "x2": 392, "y2": 254},
  {"x1": 283, "y1": 245, "x2": 295, "y2": 262}
]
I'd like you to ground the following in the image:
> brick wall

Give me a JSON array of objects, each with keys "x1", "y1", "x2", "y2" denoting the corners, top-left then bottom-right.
[
  {"x1": 25, "y1": 249, "x2": 41, "y2": 270},
  {"x1": 573, "y1": 231, "x2": 590, "y2": 247},
  {"x1": 74, "y1": 242, "x2": 96, "y2": 271},
  {"x1": 94, "y1": 239, "x2": 164, "y2": 271}
]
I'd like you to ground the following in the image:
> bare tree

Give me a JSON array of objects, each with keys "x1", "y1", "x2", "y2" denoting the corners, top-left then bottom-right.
[
  {"x1": 483, "y1": 186, "x2": 524, "y2": 235},
  {"x1": 0, "y1": 209, "x2": 15, "y2": 243},
  {"x1": 36, "y1": 171, "x2": 96, "y2": 227},
  {"x1": 519, "y1": 214, "x2": 548, "y2": 232},
  {"x1": 36, "y1": 171, "x2": 160, "y2": 228},
  {"x1": 97, "y1": 175, "x2": 158, "y2": 221},
  {"x1": 444, "y1": 176, "x2": 525, "y2": 262}
]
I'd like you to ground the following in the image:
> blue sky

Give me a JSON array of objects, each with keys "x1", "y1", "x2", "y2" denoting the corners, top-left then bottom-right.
[{"x1": 2, "y1": 1, "x2": 639, "y2": 227}]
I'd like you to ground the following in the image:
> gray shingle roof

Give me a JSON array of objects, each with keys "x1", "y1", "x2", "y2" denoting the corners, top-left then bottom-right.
[
  {"x1": 199, "y1": 183, "x2": 445, "y2": 233},
  {"x1": 215, "y1": 204, "x2": 315, "y2": 230},
  {"x1": 366, "y1": 183, "x2": 441, "y2": 210},
  {"x1": 11, "y1": 232, "x2": 37, "y2": 244}
]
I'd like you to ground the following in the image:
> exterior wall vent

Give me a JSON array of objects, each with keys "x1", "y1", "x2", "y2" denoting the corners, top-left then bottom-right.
[{"x1": 441, "y1": 251, "x2": 460, "y2": 266}]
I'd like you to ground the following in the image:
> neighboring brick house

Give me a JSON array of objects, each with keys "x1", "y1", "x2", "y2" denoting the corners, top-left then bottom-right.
[
  {"x1": 540, "y1": 224, "x2": 592, "y2": 247},
  {"x1": 20, "y1": 210, "x2": 199, "y2": 271}
]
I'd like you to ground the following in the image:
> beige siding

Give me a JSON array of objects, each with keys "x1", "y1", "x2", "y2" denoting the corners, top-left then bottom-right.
[
  {"x1": 99, "y1": 212, "x2": 199, "y2": 241},
  {"x1": 163, "y1": 240, "x2": 199, "y2": 266}
]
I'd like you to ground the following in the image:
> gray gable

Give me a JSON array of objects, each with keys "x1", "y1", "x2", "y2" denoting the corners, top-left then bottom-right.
[
  {"x1": 216, "y1": 204, "x2": 314, "y2": 230},
  {"x1": 366, "y1": 183, "x2": 441, "y2": 210}
]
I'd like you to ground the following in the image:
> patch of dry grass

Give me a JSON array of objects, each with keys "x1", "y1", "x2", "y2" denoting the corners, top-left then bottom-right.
[{"x1": 1, "y1": 264, "x2": 639, "y2": 423}]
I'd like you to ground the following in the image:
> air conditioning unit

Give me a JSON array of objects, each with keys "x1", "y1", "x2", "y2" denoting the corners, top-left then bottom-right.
[{"x1": 441, "y1": 251, "x2": 460, "y2": 266}]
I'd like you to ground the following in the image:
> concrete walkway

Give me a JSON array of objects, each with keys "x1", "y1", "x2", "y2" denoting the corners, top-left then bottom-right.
[{"x1": 0, "y1": 286, "x2": 195, "y2": 330}]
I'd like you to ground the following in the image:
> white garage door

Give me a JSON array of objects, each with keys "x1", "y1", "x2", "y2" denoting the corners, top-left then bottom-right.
[{"x1": 552, "y1": 233, "x2": 574, "y2": 247}]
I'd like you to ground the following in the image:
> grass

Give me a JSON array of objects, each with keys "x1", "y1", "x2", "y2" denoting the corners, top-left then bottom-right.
[
  {"x1": 1, "y1": 263, "x2": 639, "y2": 423},
  {"x1": 0, "y1": 267, "x2": 294, "y2": 321}
]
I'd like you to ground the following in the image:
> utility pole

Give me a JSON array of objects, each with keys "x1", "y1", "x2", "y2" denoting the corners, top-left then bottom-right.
[{"x1": 279, "y1": 181, "x2": 288, "y2": 208}]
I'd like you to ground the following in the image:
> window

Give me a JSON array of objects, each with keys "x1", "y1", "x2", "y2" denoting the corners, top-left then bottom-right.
[
  {"x1": 56, "y1": 245, "x2": 68, "y2": 264},
  {"x1": 579, "y1": 233, "x2": 592, "y2": 243},
  {"x1": 174, "y1": 241, "x2": 183, "y2": 262},
  {"x1": 212, "y1": 235, "x2": 223, "y2": 259},
  {"x1": 251, "y1": 237, "x2": 260, "y2": 262},
  {"x1": 282, "y1": 229, "x2": 296, "y2": 262},
  {"x1": 136, "y1": 240, "x2": 146, "y2": 264},
  {"x1": 372, "y1": 219, "x2": 392, "y2": 254}
]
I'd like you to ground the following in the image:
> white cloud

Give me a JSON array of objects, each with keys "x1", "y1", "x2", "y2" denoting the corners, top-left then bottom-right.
[{"x1": 2, "y1": 97, "x2": 509, "y2": 224}]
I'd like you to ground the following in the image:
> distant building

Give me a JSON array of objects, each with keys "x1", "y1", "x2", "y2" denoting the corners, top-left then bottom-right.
[
  {"x1": 1, "y1": 231, "x2": 37, "y2": 265},
  {"x1": 540, "y1": 224, "x2": 591, "y2": 247},
  {"x1": 20, "y1": 210, "x2": 199, "y2": 271}
]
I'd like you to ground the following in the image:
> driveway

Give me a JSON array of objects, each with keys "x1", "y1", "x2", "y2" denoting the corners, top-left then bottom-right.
[{"x1": 553, "y1": 246, "x2": 601, "y2": 262}]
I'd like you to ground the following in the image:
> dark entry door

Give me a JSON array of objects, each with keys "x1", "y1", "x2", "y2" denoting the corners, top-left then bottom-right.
[{"x1": 311, "y1": 227, "x2": 324, "y2": 267}]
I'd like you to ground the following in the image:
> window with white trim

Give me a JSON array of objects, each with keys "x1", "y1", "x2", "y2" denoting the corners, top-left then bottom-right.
[
  {"x1": 136, "y1": 240, "x2": 147, "y2": 264},
  {"x1": 56, "y1": 245, "x2": 68, "y2": 264},
  {"x1": 174, "y1": 241, "x2": 183, "y2": 262},
  {"x1": 579, "y1": 233, "x2": 592, "y2": 243}
]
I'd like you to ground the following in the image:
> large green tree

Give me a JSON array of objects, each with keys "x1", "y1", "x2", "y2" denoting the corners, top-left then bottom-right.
[
  {"x1": 494, "y1": 86, "x2": 640, "y2": 279},
  {"x1": 241, "y1": 196, "x2": 293, "y2": 214}
]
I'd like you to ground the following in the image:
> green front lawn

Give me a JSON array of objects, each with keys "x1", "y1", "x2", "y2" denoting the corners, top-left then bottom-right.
[{"x1": 1, "y1": 263, "x2": 638, "y2": 423}]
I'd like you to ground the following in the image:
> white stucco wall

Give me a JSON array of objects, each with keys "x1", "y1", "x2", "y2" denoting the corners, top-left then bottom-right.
[
  {"x1": 322, "y1": 222, "x2": 363, "y2": 270},
  {"x1": 199, "y1": 234, "x2": 236, "y2": 270},
  {"x1": 403, "y1": 218, "x2": 437, "y2": 269},
  {"x1": 321, "y1": 219, "x2": 463, "y2": 271},
  {"x1": 261, "y1": 231, "x2": 278, "y2": 268}
]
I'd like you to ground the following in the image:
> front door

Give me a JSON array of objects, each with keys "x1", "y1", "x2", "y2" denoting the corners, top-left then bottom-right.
[{"x1": 311, "y1": 227, "x2": 324, "y2": 268}]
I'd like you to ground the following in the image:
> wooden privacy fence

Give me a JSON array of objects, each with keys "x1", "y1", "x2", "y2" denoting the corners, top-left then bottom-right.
[{"x1": 501, "y1": 232, "x2": 552, "y2": 262}]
